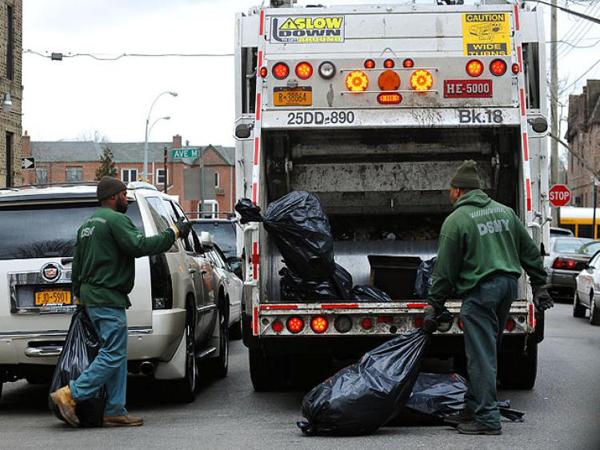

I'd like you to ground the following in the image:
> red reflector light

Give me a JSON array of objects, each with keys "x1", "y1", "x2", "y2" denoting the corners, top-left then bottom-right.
[
  {"x1": 490, "y1": 59, "x2": 507, "y2": 76},
  {"x1": 295, "y1": 62, "x2": 313, "y2": 80},
  {"x1": 286, "y1": 316, "x2": 304, "y2": 334},
  {"x1": 403, "y1": 58, "x2": 414, "y2": 68},
  {"x1": 361, "y1": 317, "x2": 373, "y2": 330},
  {"x1": 414, "y1": 317, "x2": 424, "y2": 328},
  {"x1": 378, "y1": 70, "x2": 401, "y2": 91},
  {"x1": 272, "y1": 62, "x2": 289, "y2": 80},
  {"x1": 529, "y1": 303, "x2": 536, "y2": 328},
  {"x1": 511, "y1": 63, "x2": 520, "y2": 74},
  {"x1": 364, "y1": 59, "x2": 376, "y2": 69},
  {"x1": 505, "y1": 318, "x2": 516, "y2": 332},
  {"x1": 384, "y1": 59, "x2": 395, "y2": 68},
  {"x1": 552, "y1": 257, "x2": 578, "y2": 270},
  {"x1": 377, "y1": 92, "x2": 402, "y2": 105},
  {"x1": 458, "y1": 319, "x2": 464, "y2": 330},
  {"x1": 272, "y1": 320, "x2": 284, "y2": 333},
  {"x1": 311, "y1": 316, "x2": 329, "y2": 334},
  {"x1": 259, "y1": 66, "x2": 268, "y2": 78},
  {"x1": 466, "y1": 59, "x2": 484, "y2": 77}
]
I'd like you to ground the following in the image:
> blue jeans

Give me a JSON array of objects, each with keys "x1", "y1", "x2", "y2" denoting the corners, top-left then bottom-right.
[
  {"x1": 70, "y1": 306, "x2": 128, "y2": 417},
  {"x1": 461, "y1": 274, "x2": 518, "y2": 429}
]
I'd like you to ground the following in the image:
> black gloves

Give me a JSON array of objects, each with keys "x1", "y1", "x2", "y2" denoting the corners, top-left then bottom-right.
[
  {"x1": 423, "y1": 304, "x2": 452, "y2": 334},
  {"x1": 174, "y1": 217, "x2": 192, "y2": 240},
  {"x1": 532, "y1": 284, "x2": 554, "y2": 311}
]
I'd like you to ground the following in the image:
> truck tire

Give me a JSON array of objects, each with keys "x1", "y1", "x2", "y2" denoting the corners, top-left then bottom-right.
[
  {"x1": 589, "y1": 295, "x2": 600, "y2": 326},
  {"x1": 573, "y1": 293, "x2": 586, "y2": 318},
  {"x1": 249, "y1": 348, "x2": 288, "y2": 392},
  {"x1": 498, "y1": 342, "x2": 537, "y2": 390}
]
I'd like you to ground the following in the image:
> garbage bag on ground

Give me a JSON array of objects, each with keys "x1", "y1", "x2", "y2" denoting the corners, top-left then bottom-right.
[
  {"x1": 235, "y1": 192, "x2": 335, "y2": 280},
  {"x1": 280, "y1": 264, "x2": 353, "y2": 302},
  {"x1": 297, "y1": 329, "x2": 431, "y2": 436},
  {"x1": 414, "y1": 257, "x2": 437, "y2": 299},
  {"x1": 49, "y1": 307, "x2": 105, "y2": 427},
  {"x1": 403, "y1": 372, "x2": 524, "y2": 423},
  {"x1": 351, "y1": 285, "x2": 392, "y2": 302}
]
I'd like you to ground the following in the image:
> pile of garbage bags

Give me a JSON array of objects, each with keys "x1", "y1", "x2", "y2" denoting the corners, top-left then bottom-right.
[{"x1": 236, "y1": 192, "x2": 391, "y2": 303}]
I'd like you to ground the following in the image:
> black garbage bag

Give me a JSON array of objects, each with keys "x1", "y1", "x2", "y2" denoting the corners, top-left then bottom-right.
[
  {"x1": 298, "y1": 329, "x2": 431, "y2": 436},
  {"x1": 403, "y1": 372, "x2": 525, "y2": 423},
  {"x1": 49, "y1": 307, "x2": 106, "y2": 427},
  {"x1": 351, "y1": 285, "x2": 392, "y2": 302},
  {"x1": 236, "y1": 192, "x2": 335, "y2": 279},
  {"x1": 280, "y1": 263, "x2": 353, "y2": 302},
  {"x1": 414, "y1": 257, "x2": 437, "y2": 299}
]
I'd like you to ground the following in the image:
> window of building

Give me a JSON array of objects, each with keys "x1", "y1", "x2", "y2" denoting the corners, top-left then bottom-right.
[
  {"x1": 4, "y1": 132, "x2": 12, "y2": 187},
  {"x1": 6, "y1": 5, "x2": 13, "y2": 80},
  {"x1": 121, "y1": 168, "x2": 138, "y2": 184},
  {"x1": 65, "y1": 167, "x2": 83, "y2": 183},
  {"x1": 156, "y1": 168, "x2": 168, "y2": 185},
  {"x1": 198, "y1": 200, "x2": 219, "y2": 219},
  {"x1": 214, "y1": 171, "x2": 220, "y2": 188},
  {"x1": 35, "y1": 168, "x2": 48, "y2": 185}
]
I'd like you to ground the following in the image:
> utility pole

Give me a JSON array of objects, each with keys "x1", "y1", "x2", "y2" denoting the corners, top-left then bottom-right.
[
  {"x1": 163, "y1": 146, "x2": 168, "y2": 193},
  {"x1": 550, "y1": 0, "x2": 559, "y2": 189}
]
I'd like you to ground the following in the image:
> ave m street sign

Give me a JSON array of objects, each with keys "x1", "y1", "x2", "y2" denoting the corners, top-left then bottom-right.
[
  {"x1": 171, "y1": 147, "x2": 200, "y2": 160},
  {"x1": 21, "y1": 157, "x2": 35, "y2": 170}
]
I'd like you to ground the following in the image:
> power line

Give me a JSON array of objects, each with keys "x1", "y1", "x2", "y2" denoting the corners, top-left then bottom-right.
[
  {"x1": 23, "y1": 49, "x2": 234, "y2": 60},
  {"x1": 529, "y1": 0, "x2": 600, "y2": 24},
  {"x1": 560, "y1": 57, "x2": 600, "y2": 94}
]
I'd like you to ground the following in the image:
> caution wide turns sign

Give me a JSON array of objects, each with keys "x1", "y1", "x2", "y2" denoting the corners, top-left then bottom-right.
[{"x1": 462, "y1": 13, "x2": 511, "y2": 56}]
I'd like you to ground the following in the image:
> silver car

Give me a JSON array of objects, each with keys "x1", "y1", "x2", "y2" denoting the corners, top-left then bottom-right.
[
  {"x1": 574, "y1": 250, "x2": 600, "y2": 325},
  {"x1": 544, "y1": 237, "x2": 594, "y2": 302}
]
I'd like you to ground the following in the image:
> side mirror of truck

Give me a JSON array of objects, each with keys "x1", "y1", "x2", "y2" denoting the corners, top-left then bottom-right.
[
  {"x1": 528, "y1": 116, "x2": 548, "y2": 134},
  {"x1": 234, "y1": 123, "x2": 254, "y2": 140}
]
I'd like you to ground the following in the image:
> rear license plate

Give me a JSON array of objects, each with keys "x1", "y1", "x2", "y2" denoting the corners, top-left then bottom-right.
[
  {"x1": 273, "y1": 87, "x2": 312, "y2": 106},
  {"x1": 35, "y1": 289, "x2": 72, "y2": 306},
  {"x1": 444, "y1": 79, "x2": 492, "y2": 98}
]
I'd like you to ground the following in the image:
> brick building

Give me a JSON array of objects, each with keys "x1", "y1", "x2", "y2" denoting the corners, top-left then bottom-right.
[
  {"x1": 21, "y1": 134, "x2": 236, "y2": 216},
  {"x1": 0, "y1": 1, "x2": 22, "y2": 188},
  {"x1": 566, "y1": 79, "x2": 600, "y2": 207}
]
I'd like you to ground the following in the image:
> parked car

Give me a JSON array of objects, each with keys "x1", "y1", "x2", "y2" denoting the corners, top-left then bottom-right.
[
  {"x1": 198, "y1": 233, "x2": 244, "y2": 340},
  {"x1": 0, "y1": 183, "x2": 229, "y2": 402},
  {"x1": 191, "y1": 218, "x2": 242, "y2": 278},
  {"x1": 550, "y1": 227, "x2": 574, "y2": 238},
  {"x1": 574, "y1": 250, "x2": 600, "y2": 325},
  {"x1": 544, "y1": 237, "x2": 594, "y2": 302}
]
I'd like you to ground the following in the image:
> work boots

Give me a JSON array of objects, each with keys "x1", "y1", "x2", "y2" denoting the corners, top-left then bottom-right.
[
  {"x1": 443, "y1": 409, "x2": 474, "y2": 426},
  {"x1": 457, "y1": 421, "x2": 502, "y2": 435},
  {"x1": 103, "y1": 414, "x2": 144, "y2": 427},
  {"x1": 49, "y1": 385, "x2": 80, "y2": 427}
]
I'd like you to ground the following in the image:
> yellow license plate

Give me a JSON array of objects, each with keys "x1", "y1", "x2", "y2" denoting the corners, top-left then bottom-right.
[
  {"x1": 35, "y1": 290, "x2": 72, "y2": 306},
  {"x1": 273, "y1": 87, "x2": 312, "y2": 106}
]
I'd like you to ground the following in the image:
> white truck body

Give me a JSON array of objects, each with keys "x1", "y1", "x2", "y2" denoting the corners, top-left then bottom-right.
[{"x1": 234, "y1": 1, "x2": 549, "y2": 389}]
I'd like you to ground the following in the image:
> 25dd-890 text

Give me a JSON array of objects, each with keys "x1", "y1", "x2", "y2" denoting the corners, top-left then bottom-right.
[{"x1": 287, "y1": 111, "x2": 355, "y2": 126}]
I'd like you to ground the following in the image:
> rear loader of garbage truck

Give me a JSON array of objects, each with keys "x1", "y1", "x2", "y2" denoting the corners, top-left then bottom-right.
[{"x1": 234, "y1": 2, "x2": 549, "y2": 391}]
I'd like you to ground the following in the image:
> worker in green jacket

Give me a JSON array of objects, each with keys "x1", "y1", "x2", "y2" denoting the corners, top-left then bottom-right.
[
  {"x1": 424, "y1": 160, "x2": 552, "y2": 435},
  {"x1": 50, "y1": 177, "x2": 191, "y2": 428}
]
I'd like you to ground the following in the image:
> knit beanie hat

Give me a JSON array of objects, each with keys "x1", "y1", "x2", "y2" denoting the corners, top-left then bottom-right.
[
  {"x1": 97, "y1": 176, "x2": 127, "y2": 201},
  {"x1": 450, "y1": 160, "x2": 481, "y2": 189}
]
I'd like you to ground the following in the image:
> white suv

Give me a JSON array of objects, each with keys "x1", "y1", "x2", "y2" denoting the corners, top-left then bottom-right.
[{"x1": 0, "y1": 183, "x2": 228, "y2": 402}]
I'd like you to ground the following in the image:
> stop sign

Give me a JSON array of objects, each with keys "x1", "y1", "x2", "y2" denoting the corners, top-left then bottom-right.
[{"x1": 549, "y1": 184, "x2": 572, "y2": 207}]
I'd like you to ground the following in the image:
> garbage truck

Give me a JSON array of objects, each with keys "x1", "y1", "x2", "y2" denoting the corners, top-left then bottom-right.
[{"x1": 233, "y1": 0, "x2": 549, "y2": 391}]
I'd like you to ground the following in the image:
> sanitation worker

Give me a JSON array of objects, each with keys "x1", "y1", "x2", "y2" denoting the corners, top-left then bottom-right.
[
  {"x1": 424, "y1": 160, "x2": 552, "y2": 435},
  {"x1": 50, "y1": 176, "x2": 191, "y2": 427}
]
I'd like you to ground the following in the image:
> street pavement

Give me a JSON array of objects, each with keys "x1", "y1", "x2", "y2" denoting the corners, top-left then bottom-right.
[{"x1": 1, "y1": 304, "x2": 599, "y2": 450}]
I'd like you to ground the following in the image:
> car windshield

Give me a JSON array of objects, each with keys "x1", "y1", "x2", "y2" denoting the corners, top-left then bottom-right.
[
  {"x1": 579, "y1": 241, "x2": 600, "y2": 255},
  {"x1": 0, "y1": 201, "x2": 143, "y2": 260},
  {"x1": 553, "y1": 238, "x2": 592, "y2": 254},
  {"x1": 191, "y1": 221, "x2": 236, "y2": 256}
]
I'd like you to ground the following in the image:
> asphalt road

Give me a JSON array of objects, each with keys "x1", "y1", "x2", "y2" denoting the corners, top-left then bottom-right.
[{"x1": 1, "y1": 304, "x2": 599, "y2": 450}]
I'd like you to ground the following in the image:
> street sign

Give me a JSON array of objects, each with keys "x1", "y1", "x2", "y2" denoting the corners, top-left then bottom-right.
[
  {"x1": 549, "y1": 184, "x2": 571, "y2": 207},
  {"x1": 21, "y1": 157, "x2": 35, "y2": 170},
  {"x1": 171, "y1": 147, "x2": 199, "y2": 160}
]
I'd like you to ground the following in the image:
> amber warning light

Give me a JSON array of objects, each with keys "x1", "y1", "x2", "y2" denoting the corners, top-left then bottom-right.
[
  {"x1": 410, "y1": 70, "x2": 433, "y2": 91},
  {"x1": 377, "y1": 93, "x2": 402, "y2": 105},
  {"x1": 345, "y1": 70, "x2": 369, "y2": 92}
]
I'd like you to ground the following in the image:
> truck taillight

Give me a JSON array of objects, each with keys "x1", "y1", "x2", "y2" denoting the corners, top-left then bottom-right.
[
  {"x1": 378, "y1": 70, "x2": 400, "y2": 90},
  {"x1": 311, "y1": 316, "x2": 329, "y2": 333},
  {"x1": 318, "y1": 61, "x2": 336, "y2": 79},
  {"x1": 490, "y1": 59, "x2": 507, "y2": 76},
  {"x1": 361, "y1": 317, "x2": 374, "y2": 330},
  {"x1": 403, "y1": 58, "x2": 414, "y2": 68},
  {"x1": 466, "y1": 59, "x2": 484, "y2": 77},
  {"x1": 259, "y1": 66, "x2": 268, "y2": 78},
  {"x1": 295, "y1": 62, "x2": 313, "y2": 80},
  {"x1": 287, "y1": 316, "x2": 304, "y2": 334},
  {"x1": 384, "y1": 58, "x2": 395, "y2": 68},
  {"x1": 458, "y1": 319, "x2": 464, "y2": 330},
  {"x1": 364, "y1": 59, "x2": 375, "y2": 69},
  {"x1": 410, "y1": 69, "x2": 433, "y2": 91},
  {"x1": 149, "y1": 254, "x2": 173, "y2": 310},
  {"x1": 505, "y1": 318, "x2": 516, "y2": 331},
  {"x1": 377, "y1": 92, "x2": 402, "y2": 105},
  {"x1": 346, "y1": 70, "x2": 369, "y2": 92},
  {"x1": 512, "y1": 63, "x2": 520, "y2": 74},
  {"x1": 272, "y1": 319, "x2": 284, "y2": 333},
  {"x1": 272, "y1": 62, "x2": 289, "y2": 80}
]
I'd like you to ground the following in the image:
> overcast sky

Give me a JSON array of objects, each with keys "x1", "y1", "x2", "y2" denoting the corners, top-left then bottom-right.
[{"x1": 23, "y1": 0, "x2": 599, "y2": 146}]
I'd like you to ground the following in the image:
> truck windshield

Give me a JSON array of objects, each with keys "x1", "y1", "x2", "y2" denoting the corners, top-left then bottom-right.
[{"x1": 0, "y1": 201, "x2": 143, "y2": 260}]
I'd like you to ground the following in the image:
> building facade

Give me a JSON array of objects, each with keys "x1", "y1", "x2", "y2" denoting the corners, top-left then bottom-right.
[
  {"x1": 21, "y1": 134, "x2": 236, "y2": 216},
  {"x1": 0, "y1": 0, "x2": 22, "y2": 188}
]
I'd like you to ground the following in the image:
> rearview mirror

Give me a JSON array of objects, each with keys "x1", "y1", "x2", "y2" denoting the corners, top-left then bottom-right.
[
  {"x1": 528, "y1": 116, "x2": 548, "y2": 134},
  {"x1": 234, "y1": 123, "x2": 254, "y2": 140},
  {"x1": 199, "y1": 231, "x2": 214, "y2": 248}
]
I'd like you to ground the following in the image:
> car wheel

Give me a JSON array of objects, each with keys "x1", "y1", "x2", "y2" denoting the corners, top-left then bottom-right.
[
  {"x1": 173, "y1": 314, "x2": 197, "y2": 403},
  {"x1": 207, "y1": 305, "x2": 229, "y2": 378},
  {"x1": 573, "y1": 292, "x2": 586, "y2": 318},
  {"x1": 589, "y1": 294, "x2": 600, "y2": 326}
]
